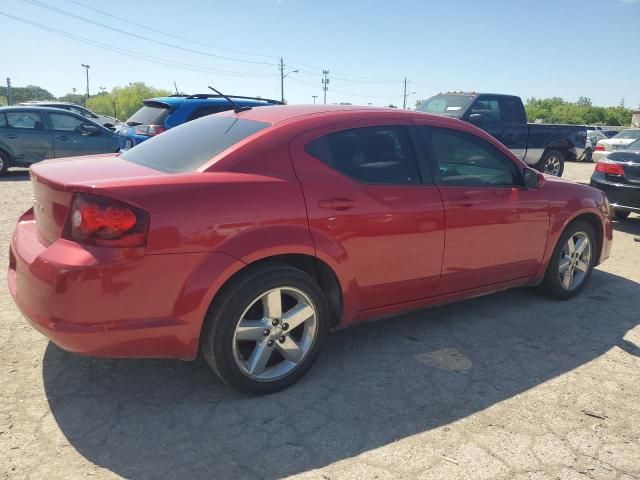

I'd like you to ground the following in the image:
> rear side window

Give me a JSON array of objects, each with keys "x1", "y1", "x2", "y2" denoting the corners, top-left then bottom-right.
[
  {"x1": 5, "y1": 112, "x2": 44, "y2": 130},
  {"x1": 305, "y1": 125, "x2": 420, "y2": 185},
  {"x1": 121, "y1": 116, "x2": 269, "y2": 173},
  {"x1": 187, "y1": 105, "x2": 233, "y2": 121},
  {"x1": 127, "y1": 104, "x2": 170, "y2": 125}
]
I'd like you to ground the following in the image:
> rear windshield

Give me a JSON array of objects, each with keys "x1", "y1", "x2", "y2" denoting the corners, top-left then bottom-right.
[
  {"x1": 120, "y1": 115, "x2": 270, "y2": 173},
  {"x1": 613, "y1": 129, "x2": 640, "y2": 140},
  {"x1": 416, "y1": 94, "x2": 475, "y2": 117},
  {"x1": 126, "y1": 103, "x2": 170, "y2": 126}
]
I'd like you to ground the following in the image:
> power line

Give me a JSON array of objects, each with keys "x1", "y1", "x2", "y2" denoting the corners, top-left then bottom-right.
[
  {"x1": 65, "y1": 0, "x2": 279, "y2": 61},
  {"x1": 0, "y1": 11, "x2": 277, "y2": 78},
  {"x1": 23, "y1": 0, "x2": 278, "y2": 66}
]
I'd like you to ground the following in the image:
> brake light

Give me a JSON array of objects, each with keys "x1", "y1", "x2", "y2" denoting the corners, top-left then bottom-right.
[
  {"x1": 595, "y1": 160, "x2": 625, "y2": 176},
  {"x1": 134, "y1": 125, "x2": 166, "y2": 136},
  {"x1": 594, "y1": 144, "x2": 606, "y2": 151},
  {"x1": 63, "y1": 193, "x2": 149, "y2": 247}
]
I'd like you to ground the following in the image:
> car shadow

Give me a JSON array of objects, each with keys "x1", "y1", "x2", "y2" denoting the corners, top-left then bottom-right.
[
  {"x1": 0, "y1": 169, "x2": 30, "y2": 182},
  {"x1": 612, "y1": 216, "x2": 640, "y2": 236},
  {"x1": 42, "y1": 269, "x2": 640, "y2": 480}
]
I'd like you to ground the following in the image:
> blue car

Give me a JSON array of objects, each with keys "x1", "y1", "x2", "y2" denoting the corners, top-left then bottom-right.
[{"x1": 118, "y1": 94, "x2": 282, "y2": 150}]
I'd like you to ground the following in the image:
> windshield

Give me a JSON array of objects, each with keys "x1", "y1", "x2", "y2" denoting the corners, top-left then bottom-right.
[
  {"x1": 613, "y1": 129, "x2": 640, "y2": 140},
  {"x1": 127, "y1": 103, "x2": 170, "y2": 126},
  {"x1": 120, "y1": 115, "x2": 270, "y2": 173},
  {"x1": 625, "y1": 138, "x2": 640, "y2": 150},
  {"x1": 416, "y1": 94, "x2": 476, "y2": 117}
]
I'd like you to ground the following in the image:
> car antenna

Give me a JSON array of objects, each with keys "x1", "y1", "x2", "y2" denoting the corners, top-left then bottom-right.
[{"x1": 208, "y1": 86, "x2": 252, "y2": 113}]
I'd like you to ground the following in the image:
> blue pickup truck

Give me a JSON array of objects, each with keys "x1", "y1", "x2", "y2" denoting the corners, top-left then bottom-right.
[{"x1": 417, "y1": 92, "x2": 587, "y2": 177}]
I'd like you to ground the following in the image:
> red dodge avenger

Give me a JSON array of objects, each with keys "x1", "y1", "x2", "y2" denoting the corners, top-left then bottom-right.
[{"x1": 8, "y1": 105, "x2": 612, "y2": 394}]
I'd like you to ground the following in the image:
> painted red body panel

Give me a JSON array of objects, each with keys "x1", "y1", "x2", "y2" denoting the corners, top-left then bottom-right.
[{"x1": 7, "y1": 106, "x2": 613, "y2": 360}]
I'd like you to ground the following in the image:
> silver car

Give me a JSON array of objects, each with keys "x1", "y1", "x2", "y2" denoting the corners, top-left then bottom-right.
[{"x1": 592, "y1": 128, "x2": 640, "y2": 162}]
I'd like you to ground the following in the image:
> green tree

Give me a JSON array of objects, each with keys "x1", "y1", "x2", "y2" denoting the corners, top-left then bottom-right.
[
  {"x1": 525, "y1": 97, "x2": 632, "y2": 126},
  {"x1": 0, "y1": 84, "x2": 55, "y2": 104},
  {"x1": 58, "y1": 93, "x2": 87, "y2": 105},
  {"x1": 85, "y1": 82, "x2": 171, "y2": 120}
]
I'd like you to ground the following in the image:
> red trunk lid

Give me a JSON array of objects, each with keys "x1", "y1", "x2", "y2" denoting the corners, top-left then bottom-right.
[{"x1": 30, "y1": 154, "x2": 164, "y2": 245}]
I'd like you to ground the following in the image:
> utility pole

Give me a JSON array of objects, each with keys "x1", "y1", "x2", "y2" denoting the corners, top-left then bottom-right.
[
  {"x1": 403, "y1": 78, "x2": 407, "y2": 109},
  {"x1": 312, "y1": 95, "x2": 318, "y2": 104},
  {"x1": 322, "y1": 70, "x2": 330, "y2": 104},
  {"x1": 81, "y1": 64, "x2": 90, "y2": 104},
  {"x1": 278, "y1": 57, "x2": 297, "y2": 104},
  {"x1": 6, "y1": 78, "x2": 13, "y2": 106}
]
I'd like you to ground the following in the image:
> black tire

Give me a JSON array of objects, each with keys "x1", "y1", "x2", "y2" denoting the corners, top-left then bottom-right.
[
  {"x1": 540, "y1": 220, "x2": 597, "y2": 300},
  {"x1": 538, "y1": 149, "x2": 565, "y2": 177},
  {"x1": 200, "y1": 262, "x2": 329, "y2": 395},
  {"x1": 612, "y1": 209, "x2": 630, "y2": 221},
  {"x1": 583, "y1": 148, "x2": 594, "y2": 163},
  {"x1": 0, "y1": 150, "x2": 9, "y2": 177}
]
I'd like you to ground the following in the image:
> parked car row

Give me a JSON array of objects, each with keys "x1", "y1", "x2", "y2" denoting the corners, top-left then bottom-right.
[{"x1": 8, "y1": 104, "x2": 613, "y2": 393}]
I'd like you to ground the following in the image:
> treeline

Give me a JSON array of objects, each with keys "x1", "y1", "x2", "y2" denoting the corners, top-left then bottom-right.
[
  {"x1": 525, "y1": 97, "x2": 632, "y2": 126},
  {"x1": 0, "y1": 82, "x2": 171, "y2": 120}
]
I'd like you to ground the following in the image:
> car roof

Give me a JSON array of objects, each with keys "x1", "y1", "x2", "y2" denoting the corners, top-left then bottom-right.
[
  {"x1": 20, "y1": 101, "x2": 79, "y2": 107},
  {"x1": 224, "y1": 104, "x2": 457, "y2": 126},
  {"x1": 148, "y1": 95, "x2": 282, "y2": 109}
]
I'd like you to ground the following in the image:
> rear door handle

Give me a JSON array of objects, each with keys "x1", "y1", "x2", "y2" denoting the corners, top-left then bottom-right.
[
  {"x1": 3, "y1": 134, "x2": 17, "y2": 139},
  {"x1": 318, "y1": 198, "x2": 357, "y2": 211},
  {"x1": 56, "y1": 135, "x2": 68, "y2": 141}
]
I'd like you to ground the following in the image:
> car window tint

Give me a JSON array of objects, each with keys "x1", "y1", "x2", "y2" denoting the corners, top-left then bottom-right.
[
  {"x1": 121, "y1": 116, "x2": 269, "y2": 173},
  {"x1": 6, "y1": 112, "x2": 44, "y2": 130},
  {"x1": 0, "y1": 113, "x2": 6, "y2": 128},
  {"x1": 49, "y1": 113, "x2": 91, "y2": 132},
  {"x1": 419, "y1": 127, "x2": 520, "y2": 187},
  {"x1": 470, "y1": 98, "x2": 502, "y2": 123},
  {"x1": 305, "y1": 126, "x2": 420, "y2": 185},
  {"x1": 127, "y1": 105, "x2": 170, "y2": 125},
  {"x1": 187, "y1": 105, "x2": 233, "y2": 121}
]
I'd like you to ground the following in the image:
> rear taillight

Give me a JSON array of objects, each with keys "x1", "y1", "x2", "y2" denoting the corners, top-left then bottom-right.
[
  {"x1": 595, "y1": 144, "x2": 606, "y2": 151},
  {"x1": 63, "y1": 193, "x2": 149, "y2": 247},
  {"x1": 595, "y1": 160, "x2": 625, "y2": 176},
  {"x1": 134, "y1": 125, "x2": 166, "y2": 136}
]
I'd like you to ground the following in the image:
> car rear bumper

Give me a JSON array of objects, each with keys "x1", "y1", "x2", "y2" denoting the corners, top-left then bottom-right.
[
  {"x1": 591, "y1": 174, "x2": 640, "y2": 213},
  {"x1": 7, "y1": 213, "x2": 213, "y2": 360}
]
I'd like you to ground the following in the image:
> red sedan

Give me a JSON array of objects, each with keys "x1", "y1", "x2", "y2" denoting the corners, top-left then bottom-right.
[{"x1": 8, "y1": 105, "x2": 613, "y2": 394}]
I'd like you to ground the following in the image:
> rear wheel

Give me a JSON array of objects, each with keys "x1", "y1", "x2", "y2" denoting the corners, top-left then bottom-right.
[
  {"x1": 538, "y1": 149, "x2": 565, "y2": 177},
  {"x1": 612, "y1": 209, "x2": 630, "y2": 221},
  {"x1": 0, "y1": 150, "x2": 9, "y2": 177},
  {"x1": 540, "y1": 220, "x2": 596, "y2": 300},
  {"x1": 201, "y1": 263, "x2": 329, "y2": 394}
]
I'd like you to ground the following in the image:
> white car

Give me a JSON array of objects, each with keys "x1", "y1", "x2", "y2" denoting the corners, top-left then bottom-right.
[
  {"x1": 592, "y1": 128, "x2": 640, "y2": 162},
  {"x1": 19, "y1": 101, "x2": 121, "y2": 130}
]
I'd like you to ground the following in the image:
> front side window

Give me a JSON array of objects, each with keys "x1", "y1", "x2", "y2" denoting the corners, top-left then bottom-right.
[
  {"x1": 6, "y1": 112, "x2": 44, "y2": 130},
  {"x1": 469, "y1": 98, "x2": 502, "y2": 123},
  {"x1": 419, "y1": 127, "x2": 520, "y2": 187},
  {"x1": 305, "y1": 125, "x2": 420, "y2": 185},
  {"x1": 49, "y1": 112, "x2": 95, "y2": 132}
]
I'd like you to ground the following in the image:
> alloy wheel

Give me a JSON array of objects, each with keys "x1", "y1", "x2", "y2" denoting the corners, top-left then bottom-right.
[
  {"x1": 232, "y1": 287, "x2": 318, "y2": 381},
  {"x1": 543, "y1": 155, "x2": 561, "y2": 176},
  {"x1": 557, "y1": 231, "x2": 591, "y2": 291}
]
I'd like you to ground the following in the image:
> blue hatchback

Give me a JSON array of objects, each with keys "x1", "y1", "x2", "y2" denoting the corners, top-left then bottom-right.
[{"x1": 117, "y1": 94, "x2": 282, "y2": 150}]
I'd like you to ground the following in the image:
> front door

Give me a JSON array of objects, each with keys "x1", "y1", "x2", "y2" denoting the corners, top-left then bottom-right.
[
  {"x1": 415, "y1": 123, "x2": 549, "y2": 294},
  {"x1": 47, "y1": 112, "x2": 108, "y2": 158},
  {"x1": 291, "y1": 120, "x2": 445, "y2": 312}
]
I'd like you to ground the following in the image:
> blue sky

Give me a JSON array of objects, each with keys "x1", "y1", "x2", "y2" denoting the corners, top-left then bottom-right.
[{"x1": 2, "y1": 0, "x2": 639, "y2": 108}]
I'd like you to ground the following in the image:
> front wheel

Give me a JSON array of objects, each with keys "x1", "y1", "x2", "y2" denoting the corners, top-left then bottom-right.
[
  {"x1": 0, "y1": 150, "x2": 9, "y2": 177},
  {"x1": 201, "y1": 263, "x2": 329, "y2": 394},
  {"x1": 538, "y1": 149, "x2": 565, "y2": 177},
  {"x1": 540, "y1": 220, "x2": 596, "y2": 300}
]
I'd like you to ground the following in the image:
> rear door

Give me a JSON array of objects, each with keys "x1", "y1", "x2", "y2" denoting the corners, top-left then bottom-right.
[
  {"x1": 291, "y1": 120, "x2": 445, "y2": 312},
  {"x1": 0, "y1": 110, "x2": 53, "y2": 165},
  {"x1": 414, "y1": 122, "x2": 549, "y2": 293},
  {"x1": 46, "y1": 111, "x2": 110, "y2": 158}
]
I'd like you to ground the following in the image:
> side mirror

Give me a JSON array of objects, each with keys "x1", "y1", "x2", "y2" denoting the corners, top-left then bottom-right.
[
  {"x1": 80, "y1": 124, "x2": 100, "y2": 135},
  {"x1": 469, "y1": 113, "x2": 484, "y2": 125},
  {"x1": 523, "y1": 167, "x2": 545, "y2": 189}
]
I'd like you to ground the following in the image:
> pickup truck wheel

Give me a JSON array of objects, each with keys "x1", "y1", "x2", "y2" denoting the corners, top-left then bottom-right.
[
  {"x1": 538, "y1": 149, "x2": 565, "y2": 176},
  {"x1": 200, "y1": 262, "x2": 329, "y2": 394},
  {"x1": 0, "y1": 150, "x2": 9, "y2": 176}
]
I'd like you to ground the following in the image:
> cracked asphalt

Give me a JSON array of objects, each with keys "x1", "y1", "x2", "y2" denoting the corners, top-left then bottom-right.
[{"x1": 1, "y1": 162, "x2": 639, "y2": 480}]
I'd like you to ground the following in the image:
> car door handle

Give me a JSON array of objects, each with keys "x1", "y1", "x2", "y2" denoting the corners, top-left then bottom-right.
[
  {"x1": 450, "y1": 197, "x2": 479, "y2": 208},
  {"x1": 318, "y1": 198, "x2": 357, "y2": 211},
  {"x1": 56, "y1": 135, "x2": 68, "y2": 141},
  {"x1": 3, "y1": 134, "x2": 17, "y2": 139}
]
